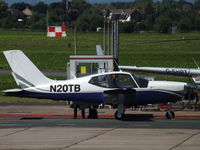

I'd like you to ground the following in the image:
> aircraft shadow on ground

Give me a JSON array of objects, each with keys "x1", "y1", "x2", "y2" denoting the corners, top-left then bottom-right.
[
  {"x1": 20, "y1": 117, "x2": 44, "y2": 120},
  {"x1": 122, "y1": 114, "x2": 154, "y2": 121}
]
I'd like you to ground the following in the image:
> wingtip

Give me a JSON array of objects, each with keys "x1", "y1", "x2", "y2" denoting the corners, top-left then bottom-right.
[{"x1": 2, "y1": 89, "x2": 23, "y2": 93}]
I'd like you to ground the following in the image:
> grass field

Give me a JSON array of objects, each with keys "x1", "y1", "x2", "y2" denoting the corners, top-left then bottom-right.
[
  {"x1": 0, "y1": 29, "x2": 200, "y2": 101},
  {"x1": 1, "y1": 30, "x2": 200, "y2": 70},
  {"x1": 0, "y1": 30, "x2": 103, "y2": 71}
]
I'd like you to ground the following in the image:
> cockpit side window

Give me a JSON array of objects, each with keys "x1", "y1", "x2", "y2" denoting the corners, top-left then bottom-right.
[
  {"x1": 89, "y1": 75, "x2": 109, "y2": 88},
  {"x1": 89, "y1": 74, "x2": 137, "y2": 88}
]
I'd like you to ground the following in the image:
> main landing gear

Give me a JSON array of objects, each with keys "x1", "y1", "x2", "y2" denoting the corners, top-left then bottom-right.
[
  {"x1": 73, "y1": 104, "x2": 98, "y2": 119},
  {"x1": 115, "y1": 95, "x2": 125, "y2": 120},
  {"x1": 88, "y1": 108, "x2": 98, "y2": 119},
  {"x1": 165, "y1": 110, "x2": 175, "y2": 119},
  {"x1": 73, "y1": 104, "x2": 86, "y2": 119}
]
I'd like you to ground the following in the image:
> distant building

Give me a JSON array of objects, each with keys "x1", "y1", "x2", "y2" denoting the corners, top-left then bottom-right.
[
  {"x1": 8, "y1": 8, "x2": 26, "y2": 22},
  {"x1": 182, "y1": 1, "x2": 193, "y2": 11},
  {"x1": 102, "y1": 9, "x2": 142, "y2": 22},
  {"x1": 22, "y1": 8, "x2": 33, "y2": 19},
  {"x1": 7, "y1": 7, "x2": 33, "y2": 22}
]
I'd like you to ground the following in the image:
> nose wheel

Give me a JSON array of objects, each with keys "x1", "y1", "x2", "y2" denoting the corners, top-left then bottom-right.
[{"x1": 115, "y1": 111, "x2": 124, "y2": 120}]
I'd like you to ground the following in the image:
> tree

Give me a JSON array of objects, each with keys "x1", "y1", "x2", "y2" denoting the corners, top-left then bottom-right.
[
  {"x1": 30, "y1": 18, "x2": 46, "y2": 30},
  {"x1": 11, "y1": 2, "x2": 32, "y2": 11},
  {"x1": 144, "y1": 1, "x2": 155, "y2": 30},
  {"x1": 0, "y1": 0, "x2": 8, "y2": 18},
  {"x1": 194, "y1": 15, "x2": 200, "y2": 29},
  {"x1": 154, "y1": 15, "x2": 172, "y2": 33},
  {"x1": 71, "y1": 0, "x2": 91, "y2": 16},
  {"x1": 77, "y1": 7, "x2": 103, "y2": 31},
  {"x1": 0, "y1": 16, "x2": 14, "y2": 28},
  {"x1": 0, "y1": 0, "x2": 199, "y2": 32},
  {"x1": 48, "y1": 2, "x2": 66, "y2": 25},
  {"x1": 120, "y1": 22, "x2": 135, "y2": 33},
  {"x1": 178, "y1": 17, "x2": 191, "y2": 32},
  {"x1": 194, "y1": 0, "x2": 200, "y2": 10},
  {"x1": 133, "y1": 0, "x2": 150, "y2": 10},
  {"x1": 33, "y1": 2, "x2": 48, "y2": 14},
  {"x1": 110, "y1": 2, "x2": 132, "y2": 9}
]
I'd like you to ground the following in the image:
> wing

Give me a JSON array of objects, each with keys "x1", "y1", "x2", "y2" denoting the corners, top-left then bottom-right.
[{"x1": 119, "y1": 66, "x2": 191, "y2": 76}]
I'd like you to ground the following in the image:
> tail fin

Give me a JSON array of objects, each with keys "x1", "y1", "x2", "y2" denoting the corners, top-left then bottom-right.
[
  {"x1": 96, "y1": 45, "x2": 104, "y2": 56},
  {"x1": 3, "y1": 50, "x2": 52, "y2": 88}
]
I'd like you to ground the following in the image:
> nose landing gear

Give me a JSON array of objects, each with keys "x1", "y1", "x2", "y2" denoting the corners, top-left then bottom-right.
[{"x1": 115, "y1": 110, "x2": 125, "y2": 120}]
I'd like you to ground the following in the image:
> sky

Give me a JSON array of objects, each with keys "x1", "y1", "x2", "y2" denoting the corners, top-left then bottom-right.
[{"x1": 4, "y1": 0, "x2": 196, "y2": 6}]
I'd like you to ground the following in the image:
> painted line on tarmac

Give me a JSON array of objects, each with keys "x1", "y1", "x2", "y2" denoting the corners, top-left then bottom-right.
[{"x1": 0, "y1": 114, "x2": 200, "y2": 118}]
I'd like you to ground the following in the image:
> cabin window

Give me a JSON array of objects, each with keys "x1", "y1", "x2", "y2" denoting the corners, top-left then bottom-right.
[
  {"x1": 89, "y1": 74, "x2": 137, "y2": 88},
  {"x1": 89, "y1": 75, "x2": 109, "y2": 88}
]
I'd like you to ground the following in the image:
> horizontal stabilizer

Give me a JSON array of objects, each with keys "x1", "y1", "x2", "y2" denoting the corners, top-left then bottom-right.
[
  {"x1": 2, "y1": 89, "x2": 24, "y2": 97},
  {"x1": 2, "y1": 89, "x2": 23, "y2": 93}
]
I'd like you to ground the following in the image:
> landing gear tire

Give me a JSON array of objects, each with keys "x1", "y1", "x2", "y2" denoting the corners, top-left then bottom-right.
[
  {"x1": 115, "y1": 111, "x2": 124, "y2": 120},
  {"x1": 88, "y1": 108, "x2": 98, "y2": 119},
  {"x1": 165, "y1": 110, "x2": 175, "y2": 119}
]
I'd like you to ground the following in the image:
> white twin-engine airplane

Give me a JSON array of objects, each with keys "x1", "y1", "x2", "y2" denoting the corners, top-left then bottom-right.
[{"x1": 3, "y1": 50, "x2": 192, "y2": 119}]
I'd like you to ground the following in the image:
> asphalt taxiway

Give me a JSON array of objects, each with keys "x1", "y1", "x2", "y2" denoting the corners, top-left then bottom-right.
[{"x1": 0, "y1": 104, "x2": 200, "y2": 150}]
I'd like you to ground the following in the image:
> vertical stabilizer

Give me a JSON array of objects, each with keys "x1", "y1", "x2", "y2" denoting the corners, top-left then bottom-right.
[
  {"x1": 96, "y1": 45, "x2": 104, "y2": 56},
  {"x1": 3, "y1": 50, "x2": 52, "y2": 88}
]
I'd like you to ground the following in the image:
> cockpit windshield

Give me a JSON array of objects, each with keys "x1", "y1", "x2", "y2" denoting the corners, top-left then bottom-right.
[
  {"x1": 131, "y1": 74, "x2": 149, "y2": 88},
  {"x1": 89, "y1": 73, "x2": 137, "y2": 88}
]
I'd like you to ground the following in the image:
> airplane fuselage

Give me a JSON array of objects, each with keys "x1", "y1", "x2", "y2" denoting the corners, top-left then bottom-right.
[{"x1": 4, "y1": 72, "x2": 187, "y2": 106}]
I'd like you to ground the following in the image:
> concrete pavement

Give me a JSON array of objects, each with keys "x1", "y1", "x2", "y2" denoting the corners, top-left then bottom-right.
[
  {"x1": 0, "y1": 127, "x2": 199, "y2": 150},
  {"x1": 0, "y1": 105, "x2": 200, "y2": 150}
]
